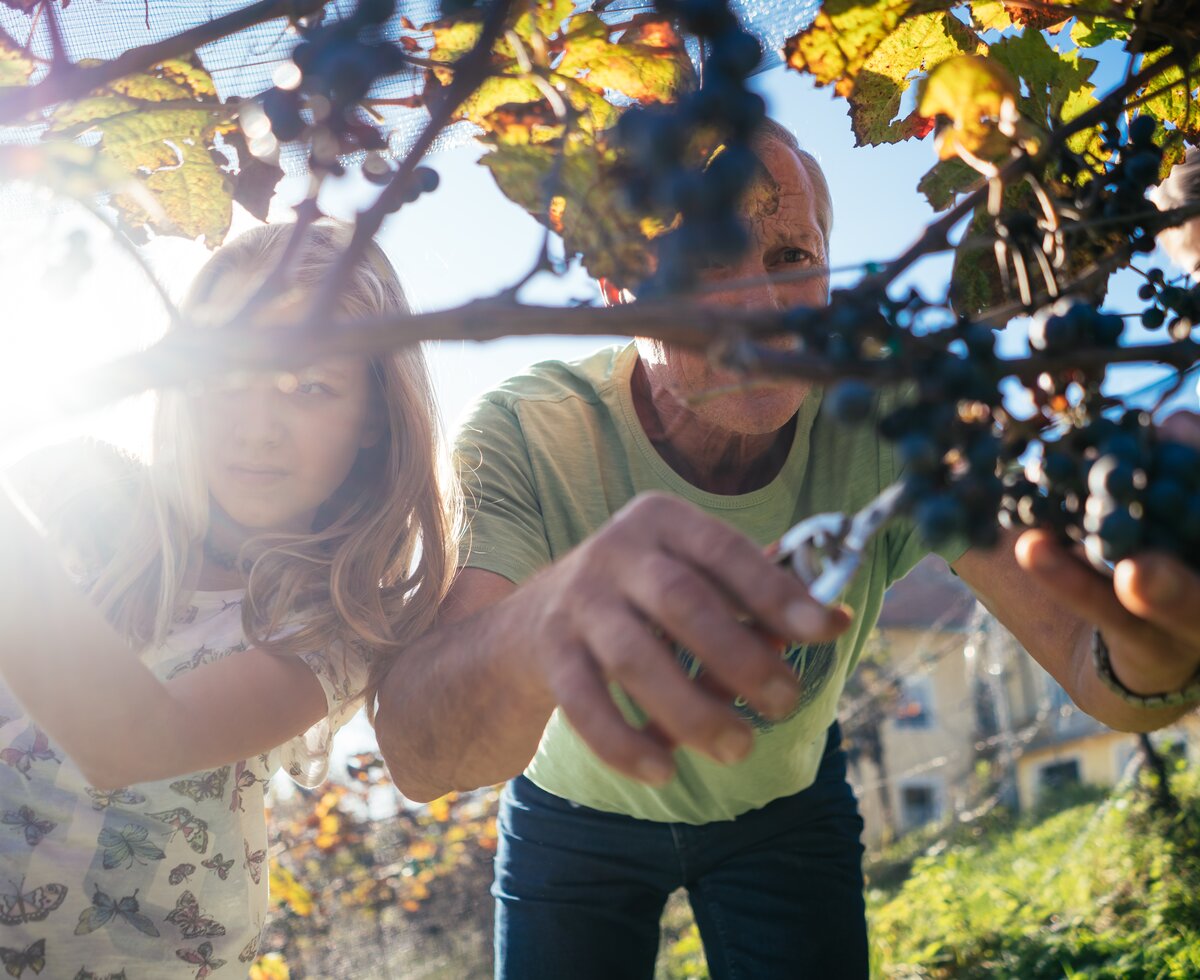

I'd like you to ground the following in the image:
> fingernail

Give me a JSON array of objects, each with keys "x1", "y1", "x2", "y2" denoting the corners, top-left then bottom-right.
[
  {"x1": 786, "y1": 600, "x2": 828, "y2": 637},
  {"x1": 1143, "y1": 559, "x2": 1181, "y2": 605},
  {"x1": 636, "y1": 756, "x2": 673, "y2": 785},
  {"x1": 762, "y1": 677, "x2": 798, "y2": 718},
  {"x1": 714, "y1": 728, "x2": 752, "y2": 765}
]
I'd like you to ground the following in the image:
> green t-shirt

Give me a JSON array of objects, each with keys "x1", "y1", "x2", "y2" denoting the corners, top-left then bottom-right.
[{"x1": 455, "y1": 342, "x2": 967, "y2": 824}]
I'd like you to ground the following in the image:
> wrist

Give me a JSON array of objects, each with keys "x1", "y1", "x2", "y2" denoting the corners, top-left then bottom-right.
[{"x1": 1092, "y1": 629, "x2": 1200, "y2": 708}]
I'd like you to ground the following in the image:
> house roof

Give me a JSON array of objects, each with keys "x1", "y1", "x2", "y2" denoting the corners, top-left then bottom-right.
[{"x1": 876, "y1": 554, "x2": 978, "y2": 631}]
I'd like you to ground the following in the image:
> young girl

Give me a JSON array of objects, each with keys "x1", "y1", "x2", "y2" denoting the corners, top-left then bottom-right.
[{"x1": 0, "y1": 222, "x2": 455, "y2": 977}]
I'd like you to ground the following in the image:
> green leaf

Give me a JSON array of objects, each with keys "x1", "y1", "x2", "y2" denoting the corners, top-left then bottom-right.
[
  {"x1": 918, "y1": 157, "x2": 981, "y2": 210},
  {"x1": 1070, "y1": 15, "x2": 1134, "y2": 46},
  {"x1": 0, "y1": 29, "x2": 34, "y2": 87},
  {"x1": 47, "y1": 57, "x2": 235, "y2": 243},
  {"x1": 784, "y1": 0, "x2": 913, "y2": 98},
  {"x1": 988, "y1": 28, "x2": 1098, "y2": 129},
  {"x1": 481, "y1": 127, "x2": 665, "y2": 285},
  {"x1": 1138, "y1": 51, "x2": 1200, "y2": 146},
  {"x1": 847, "y1": 11, "x2": 980, "y2": 146}
]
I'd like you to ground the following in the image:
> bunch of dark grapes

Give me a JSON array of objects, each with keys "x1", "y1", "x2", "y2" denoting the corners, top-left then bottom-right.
[
  {"x1": 813, "y1": 292, "x2": 1014, "y2": 550},
  {"x1": 1067, "y1": 114, "x2": 1164, "y2": 255},
  {"x1": 615, "y1": 0, "x2": 766, "y2": 294},
  {"x1": 257, "y1": 0, "x2": 422, "y2": 186},
  {"x1": 1002, "y1": 408, "x2": 1200, "y2": 575},
  {"x1": 1136, "y1": 267, "x2": 1200, "y2": 340}
]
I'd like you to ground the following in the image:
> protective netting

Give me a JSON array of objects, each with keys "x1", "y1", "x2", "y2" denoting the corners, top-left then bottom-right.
[{"x1": 0, "y1": 0, "x2": 821, "y2": 167}]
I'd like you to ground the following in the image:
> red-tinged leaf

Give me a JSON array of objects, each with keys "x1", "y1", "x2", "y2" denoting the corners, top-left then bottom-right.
[
  {"x1": 1003, "y1": 0, "x2": 1072, "y2": 31},
  {"x1": 910, "y1": 115, "x2": 936, "y2": 139}
]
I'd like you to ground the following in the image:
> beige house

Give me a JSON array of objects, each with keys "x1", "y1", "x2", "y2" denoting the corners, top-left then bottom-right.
[{"x1": 845, "y1": 555, "x2": 1200, "y2": 847}]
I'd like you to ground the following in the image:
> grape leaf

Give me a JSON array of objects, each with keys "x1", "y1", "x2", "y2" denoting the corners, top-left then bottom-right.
[
  {"x1": 1070, "y1": 15, "x2": 1134, "y2": 47},
  {"x1": 214, "y1": 128, "x2": 283, "y2": 223},
  {"x1": 47, "y1": 57, "x2": 235, "y2": 243},
  {"x1": 422, "y1": 4, "x2": 691, "y2": 131},
  {"x1": 0, "y1": 29, "x2": 33, "y2": 87},
  {"x1": 847, "y1": 11, "x2": 980, "y2": 146},
  {"x1": 480, "y1": 119, "x2": 667, "y2": 285},
  {"x1": 1137, "y1": 50, "x2": 1200, "y2": 148},
  {"x1": 917, "y1": 156, "x2": 981, "y2": 210},
  {"x1": 970, "y1": 2, "x2": 1013, "y2": 32},
  {"x1": 558, "y1": 14, "x2": 692, "y2": 105},
  {"x1": 988, "y1": 28, "x2": 1098, "y2": 130},
  {"x1": 918, "y1": 55, "x2": 1020, "y2": 161},
  {"x1": 784, "y1": 0, "x2": 914, "y2": 98}
]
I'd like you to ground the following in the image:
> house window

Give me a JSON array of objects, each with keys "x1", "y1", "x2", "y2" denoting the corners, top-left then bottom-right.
[
  {"x1": 1038, "y1": 758, "x2": 1081, "y2": 792},
  {"x1": 895, "y1": 676, "x2": 934, "y2": 729},
  {"x1": 900, "y1": 782, "x2": 941, "y2": 830}
]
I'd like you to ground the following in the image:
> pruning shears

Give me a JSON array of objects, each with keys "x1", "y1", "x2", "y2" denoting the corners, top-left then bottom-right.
[{"x1": 772, "y1": 482, "x2": 908, "y2": 606}]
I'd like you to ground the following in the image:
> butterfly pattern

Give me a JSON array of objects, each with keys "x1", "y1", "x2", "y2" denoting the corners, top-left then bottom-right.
[
  {"x1": 228, "y1": 761, "x2": 265, "y2": 813},
  {"x1": 146, "y1": 808, "x2": 210, "y2": 856},
  {"x1": 73, "y1": 887, "x2": 159, "y2": 938},
  {"x1": 84, "y1": 787, "x2": 146, "y2": 812},
  {"x1": 169, "y1": 768, "x2": 229, "y2": 804},
  {"x1": 0, "y1": 729, "x2": 59, "y2": 780},
  {"x1": 164, "y1": 891, "x2": 225, "y2": 940},
  {"x1": 242, "y1": 840, "x2": 267, "y2": 886},
  {"x1": 0, "y1": 938, "x2": 44, "y2": 977},
  {"x1": 176, "y1": 940, "x2": 225, "y2": 979},
  {"x1": 168, "y1": 864, "x2": 195, "y2": 887},
  {"x1": 98, "y1": 825, "x2": 166, "y2": 870},
  {"x1": 0, "y1": 881, "x2": 67, "y2": 925},
  {"x1": 1, "y1": 807, "x2": 55, "y2": 847},
  {"x1": 238, "y1": 933, "x2": 259, "y2": 963},
  {"x1": 0, "y1": 592, "x2": 365, "y2": 975},
  {"x1": 200, "y1": 854, "x2": 233, "y2": 881}
]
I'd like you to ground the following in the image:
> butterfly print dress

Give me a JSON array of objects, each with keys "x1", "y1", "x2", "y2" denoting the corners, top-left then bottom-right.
[{"x1": 0, "y1": 590, "x2": 367, "y2": 978}]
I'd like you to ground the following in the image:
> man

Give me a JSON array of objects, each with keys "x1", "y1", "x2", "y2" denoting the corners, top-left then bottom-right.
[{"x1": 376, "y1": 121, "x2": 1200, "y2": 979}]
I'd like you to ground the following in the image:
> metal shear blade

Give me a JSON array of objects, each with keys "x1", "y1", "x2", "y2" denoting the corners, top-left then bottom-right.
[{"x1": 776, "y1": 482, "x2": 907, "y2": 606}]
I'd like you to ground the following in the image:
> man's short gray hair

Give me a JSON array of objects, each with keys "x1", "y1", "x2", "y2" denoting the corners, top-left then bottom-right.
[{"x1": 753, "y1": 118, "x2": 833, "y2": 253}]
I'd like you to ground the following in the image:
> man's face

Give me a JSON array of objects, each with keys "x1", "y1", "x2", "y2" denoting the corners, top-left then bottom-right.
[{"x1": 638, "y1": 137, "x2": 829, "y2": 435}]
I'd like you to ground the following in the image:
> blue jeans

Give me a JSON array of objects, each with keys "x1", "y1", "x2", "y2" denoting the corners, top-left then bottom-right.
[{"x1": 493, "y1": 723, "x2": 867, "y2": 980}]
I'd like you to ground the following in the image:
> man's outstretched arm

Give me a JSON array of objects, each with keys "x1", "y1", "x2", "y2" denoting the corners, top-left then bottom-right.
[{"x1": 374, "y1": 493, "x2": 849, "y2": 802}]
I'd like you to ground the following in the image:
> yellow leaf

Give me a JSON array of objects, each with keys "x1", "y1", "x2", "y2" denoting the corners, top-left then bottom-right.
[{"x1": 918, "y1": 55, "x2": 1020, "y2": 162}]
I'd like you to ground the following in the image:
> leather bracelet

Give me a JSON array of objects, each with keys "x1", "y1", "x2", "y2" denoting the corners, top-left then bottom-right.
[{"x1": 1092, "y1": 629, "x2": 1200, "y2": 709}]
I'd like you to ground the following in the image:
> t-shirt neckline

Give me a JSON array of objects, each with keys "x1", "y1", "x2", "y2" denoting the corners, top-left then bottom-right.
[{"x1": 610, "y1": 342, "x2": 824, "y2": 510}]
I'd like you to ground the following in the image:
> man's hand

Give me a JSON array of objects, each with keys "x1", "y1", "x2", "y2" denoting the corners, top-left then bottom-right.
[
  {"x1": 515, "y1": 492, "x2": 849, "y2": 784},
  {"x1": 1014, "y1": 411, "x2": 1200, "y2": 701}
]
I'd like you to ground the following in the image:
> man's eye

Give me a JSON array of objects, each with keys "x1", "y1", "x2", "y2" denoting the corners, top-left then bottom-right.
[{"x1": 780, "y1": 247, "x2": 814, "y2": 264}]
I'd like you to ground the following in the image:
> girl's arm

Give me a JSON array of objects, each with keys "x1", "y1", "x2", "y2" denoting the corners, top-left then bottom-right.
[{"x1": 0, "y1": 487, "x2": 328, "y2": 789}]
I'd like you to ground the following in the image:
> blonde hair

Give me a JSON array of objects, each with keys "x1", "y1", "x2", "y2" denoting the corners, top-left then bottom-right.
[{"x1": 88, "y1": 222, "x2": 458, "y2": 710}]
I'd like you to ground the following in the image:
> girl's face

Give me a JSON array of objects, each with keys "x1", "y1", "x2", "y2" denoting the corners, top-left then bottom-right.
[{"x1": 196, "y1": 354, "x2": 381, "y2": 537}]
